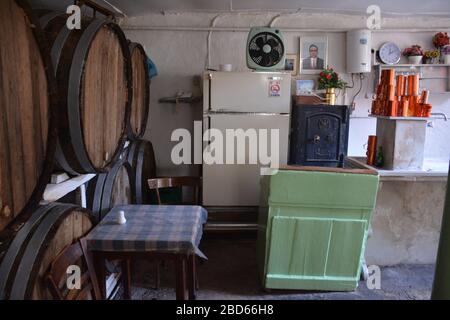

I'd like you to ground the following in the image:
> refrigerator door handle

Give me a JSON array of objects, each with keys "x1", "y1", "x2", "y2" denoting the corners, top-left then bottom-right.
[
  {"x1": 208, "y1": 73, "x2": 212, "y2": 111},
  {"x1": 207, "y1": 116, "x2": 211, "y2": 145}
]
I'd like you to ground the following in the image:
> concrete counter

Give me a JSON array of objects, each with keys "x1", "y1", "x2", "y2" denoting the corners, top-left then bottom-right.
[
  {"x1": 348, "y1": 157, "x2": 448, "y2": 181},
  {"x1": 347, "y1": 157, "x2": 448, "y2": 266}
]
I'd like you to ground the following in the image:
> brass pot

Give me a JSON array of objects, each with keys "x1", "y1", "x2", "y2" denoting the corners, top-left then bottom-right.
[{"x1": 325, "y1": 88, "x2": 336, "y2": 105}]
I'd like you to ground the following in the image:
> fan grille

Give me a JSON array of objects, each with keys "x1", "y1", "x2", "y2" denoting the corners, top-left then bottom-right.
[{"x1": 248, "y1": 31, "x2": 284, "y2": 67}]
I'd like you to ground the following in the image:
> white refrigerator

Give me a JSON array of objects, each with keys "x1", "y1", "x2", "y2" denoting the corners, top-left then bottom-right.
[{"x1": 202, "y1": 71, "x2": 291, "y2": 206}]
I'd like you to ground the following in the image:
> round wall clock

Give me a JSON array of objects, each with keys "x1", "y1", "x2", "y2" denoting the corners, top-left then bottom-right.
[{"x1": 378, "y1": 42, "x2": 401, "y2": 65}]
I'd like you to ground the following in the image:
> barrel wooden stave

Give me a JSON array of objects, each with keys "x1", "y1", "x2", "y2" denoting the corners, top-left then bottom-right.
[
  {"x1": 0, "y1": 0, "x2": 57, "y2": 232},
  {"x1": 39, "y1": 12, "x2": 132, "y2": 174},
  {"x1": 110, "y1": 165, "x2": 133, "y2": 210},
  {"x1": 128, "y1": 42, "x2": 150, "y2": 139}
]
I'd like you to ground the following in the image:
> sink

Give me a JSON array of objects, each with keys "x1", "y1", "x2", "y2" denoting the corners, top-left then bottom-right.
[{"x1": 347, "y1": 156, "x2": 449, "y2": 178}]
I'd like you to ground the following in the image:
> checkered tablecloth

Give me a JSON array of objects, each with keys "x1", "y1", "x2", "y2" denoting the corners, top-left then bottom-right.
[{"x1": 86, "y1": 205, "x2": 208, "y2": 259}]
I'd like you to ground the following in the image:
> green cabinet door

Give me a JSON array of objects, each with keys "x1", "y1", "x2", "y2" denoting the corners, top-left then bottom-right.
[
  {"x1": 258, "y1": 168, "x2": 379, "y2": 291},
  {"x1": 265, "y1": 216, "x2": 367, "y2": 291}
]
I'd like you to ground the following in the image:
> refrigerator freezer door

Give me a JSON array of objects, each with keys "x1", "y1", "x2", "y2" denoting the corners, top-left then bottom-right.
[
  {"x1": 206, "y1": 71, "x2": 291, "y2": 113},
  {"x1": 202, "y1": 114, "x2": 289, "y2": 206}
]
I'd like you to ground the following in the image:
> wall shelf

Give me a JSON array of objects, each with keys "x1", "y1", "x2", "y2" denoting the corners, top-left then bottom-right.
[
  {"x1": 369, "y1": 115, "x2": 428, "y2": 121},
  {"x1": 158, "y1": 96, "x2": 202, "y2": 104},
  {"x1": 42, "y1": 174, "x2": 96, "y2": 204},
  {"x1": 373, "y1": 63, "x2": 450, "y2": 93},
  {"x1": 375, "y1": 64, "x2": 450, "y2": 68}
]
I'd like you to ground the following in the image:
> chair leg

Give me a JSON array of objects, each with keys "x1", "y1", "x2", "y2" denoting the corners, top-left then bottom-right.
[
  {"x1": 195, "y1": 256, "x2": 199, "y2": 291},
  {"x1": 155, "y1": 261, "x2": 160, "y2": 290}
]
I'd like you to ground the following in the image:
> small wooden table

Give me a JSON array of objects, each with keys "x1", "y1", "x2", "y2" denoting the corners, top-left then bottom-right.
[{"x1": 85, "y1": 205, "x2": 207, "y2": 300}]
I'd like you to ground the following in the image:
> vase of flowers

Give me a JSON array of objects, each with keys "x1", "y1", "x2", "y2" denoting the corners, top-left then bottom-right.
[
  {"x1": 318, "y1": 67, "x2": 347, "y2": 105},
  {"x1": 441, "y1": 45, "x2": 450, "y2": 64},
  {"x1": 424, "y1": 50, "x2": 440, "y2": 64},
  {"x1": 403, "y1": 45, "x2": 424, "y2": 64},
  {"x1": 433, "y1": 32, "x2": 449, "y2": 63}
]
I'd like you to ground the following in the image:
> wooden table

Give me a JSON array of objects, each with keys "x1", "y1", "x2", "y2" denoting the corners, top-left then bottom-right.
[
  {"x1": 85, "y1": 205, "x2": 207, "y2": 300},
  {"x1": 92, "y1": 251, "x2": 197, "y2": 300}
]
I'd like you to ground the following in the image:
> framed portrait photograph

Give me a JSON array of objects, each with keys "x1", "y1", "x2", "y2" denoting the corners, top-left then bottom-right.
[
  {"x1": 299, "y1": 36, "x2": 328, "y2": 74},
  {"x1": 283, "y1": 54, "x2": 298, "y2": 76}
]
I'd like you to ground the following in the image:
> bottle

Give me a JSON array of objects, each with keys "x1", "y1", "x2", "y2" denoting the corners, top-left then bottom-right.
[{"x1": 375, "y1": 146, "x2": 384, "y2": 167}]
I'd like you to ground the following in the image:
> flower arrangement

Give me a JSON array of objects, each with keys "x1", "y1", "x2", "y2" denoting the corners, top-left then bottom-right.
[
  {"x1": 402, "y1": 45, "x2": 424, "y2": 57},
  {"x1": 318, "y1": 67, "x2": 347, "y2": 89},
  {"x1": 424, "y1": 49, "x2": 440, "y2": 64},
  {"x1": 441, "y1": 45, "x2": 450, "y2": 56},
  {"x1": 424, "y1": 50, "x2": 440, "y2": 59},
  {"x1": 433, "y1": 32, "x2": 449, "y2": 48}
]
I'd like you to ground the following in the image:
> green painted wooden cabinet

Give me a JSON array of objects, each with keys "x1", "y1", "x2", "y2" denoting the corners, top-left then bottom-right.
[{"x1": 257, "y1": 167, "x2": 379, "y2": 291}]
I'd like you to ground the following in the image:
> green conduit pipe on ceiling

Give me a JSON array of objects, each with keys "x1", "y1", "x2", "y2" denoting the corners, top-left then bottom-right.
[{"x1": 432, "y1": 162, "x2": 450, "y2": 300}]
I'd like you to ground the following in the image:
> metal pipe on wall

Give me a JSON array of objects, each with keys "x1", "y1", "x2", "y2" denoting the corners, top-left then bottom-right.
[{"x1": 122, "y1": 26, "x2": 449, "y2": 33}]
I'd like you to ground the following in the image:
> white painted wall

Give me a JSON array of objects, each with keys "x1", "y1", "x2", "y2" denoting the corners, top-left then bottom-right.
[{"x1": 123, "y1": 11, "x2": 450, "y2": 176}]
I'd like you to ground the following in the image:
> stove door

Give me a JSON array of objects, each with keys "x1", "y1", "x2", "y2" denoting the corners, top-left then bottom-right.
[
  {"x1": 289, "y1": 105, "x2": 349, "y2": 167},
  {"x1": 305, "y1": 113, "x2": 341, "y2": 162}
]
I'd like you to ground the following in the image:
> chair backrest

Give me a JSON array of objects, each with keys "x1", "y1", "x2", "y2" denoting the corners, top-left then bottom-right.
[
  {"x1": 147, "y1": 176, "x2": 201, "y2": 205},
  {"x1": 46, "y1": 238, "x2": 101, "y2": 300}
]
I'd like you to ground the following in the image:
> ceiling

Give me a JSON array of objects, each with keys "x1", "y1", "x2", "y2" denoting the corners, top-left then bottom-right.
[{"x1": 29, "y1": 0, "x2": 450, "y2": 17}]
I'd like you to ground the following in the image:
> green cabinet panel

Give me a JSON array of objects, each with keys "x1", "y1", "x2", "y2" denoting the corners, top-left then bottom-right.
[
  {"x1": 268, "y1": 170, "x2": 379, "y2": 210},
  {"x1": 268, "y1": 217, "x2": 331, "y2": 277},
  {"x1": 325, "y1": 219, "x2": 367, "y2": 278},
  {"x1": 257, "y1": 168, "x2": 379, "y2": 291},
  {"x1": 267, "y1": 217, "x2": 367, "y2": 280}
]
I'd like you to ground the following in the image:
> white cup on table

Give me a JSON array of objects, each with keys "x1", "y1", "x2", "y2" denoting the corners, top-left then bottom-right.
[{"x1": 117, "y1": 210, "x2": 127, "y2": 224}]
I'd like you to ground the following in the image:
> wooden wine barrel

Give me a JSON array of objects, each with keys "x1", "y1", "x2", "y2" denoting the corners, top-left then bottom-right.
[
  {"x1": 0, "y1": 0, "x2": 57, "y2": 232},
  {"x1": 87, "y1": 161, "x2": 134, "y2": 222},
  {"x1": 38, "y1": 12, "x2": 132, "y2": 174},
  {"x1": 128, "y1": 42, "x2": 150, "y2": 139},
  {"x1": 126, "y1": 140, "x2": 157, "y2": 204},
  {"x1": 0, "y1": 203, "x2": 92, "y2": 300}
]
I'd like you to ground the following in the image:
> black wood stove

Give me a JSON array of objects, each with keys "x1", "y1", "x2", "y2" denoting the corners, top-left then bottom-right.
[{"x1": 288, "y1": 104, "x2": 350, "y2": 167}]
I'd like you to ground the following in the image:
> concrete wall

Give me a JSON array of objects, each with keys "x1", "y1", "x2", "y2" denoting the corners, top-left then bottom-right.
[
  {"x1": 123, "y1": 11, "x2": 450, "y2": 176},
  {"x1": 367, "y1": 180, "x2": 447, "y2": 265},
  {"x1": 122, "y1": 11, "x2": 449, "y2": 265}
]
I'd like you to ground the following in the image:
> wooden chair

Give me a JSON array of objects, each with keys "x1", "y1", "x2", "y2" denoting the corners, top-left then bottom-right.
[
  {"x1": 46, "y1": 238, "x2": 101, "y2": 300},
  {"x1": 147, "y1": 176, "x2": 202, "y2": 293},
  {"x1": 147, "y1": 176, "x2": 201, "y2": 205}
]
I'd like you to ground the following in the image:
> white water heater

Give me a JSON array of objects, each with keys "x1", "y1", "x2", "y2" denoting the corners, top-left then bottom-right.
[{"x1": 346, "y1": 29, "x2": 372, "y2": 73}]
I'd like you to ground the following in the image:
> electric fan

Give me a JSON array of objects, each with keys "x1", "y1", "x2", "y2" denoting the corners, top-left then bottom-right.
[{"x1": 246, "y1": 27, "x2": 285, "y2": 71}]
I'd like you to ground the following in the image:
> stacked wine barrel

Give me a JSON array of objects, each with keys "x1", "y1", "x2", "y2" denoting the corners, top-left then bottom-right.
[
  {"x1": 0, "y1": 0, "x2": 57, "y2": 236},
  {"x1": 38, "y1": 10, "x2": 132, "y2": 174},
  {"x1": 128, "y1": 42, "x2": 150, "y2": 140},
  {"x1": 0, "y1": 0, "x2": 155, "y2": 300},
  {"x1": 125, "y1": 42, "x2": 156, "y2": 205},
  {"x1": 0, "y1": 203, "x2": 92, "y2": 299},
  {"x1": 126, "y1": 140, "x2": 157, "y2": 204},
  {"x1": 86, "y1": 160, "x2": 134, "y2": 223}
]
